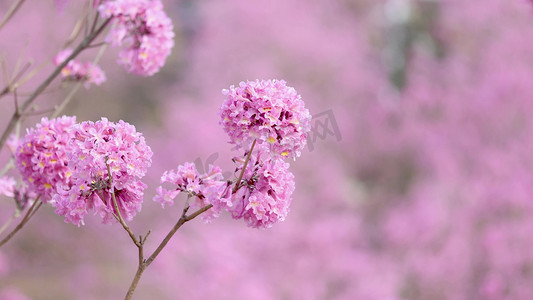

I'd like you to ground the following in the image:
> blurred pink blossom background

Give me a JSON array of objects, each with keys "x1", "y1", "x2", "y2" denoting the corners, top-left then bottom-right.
[{"x1": 1, "y1": 0, "x2": 533, "y2": 299}]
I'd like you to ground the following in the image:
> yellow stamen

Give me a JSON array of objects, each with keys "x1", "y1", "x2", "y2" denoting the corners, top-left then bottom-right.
[{"x1": 267, "y1": 137, "x2": 276, "y2": 144}]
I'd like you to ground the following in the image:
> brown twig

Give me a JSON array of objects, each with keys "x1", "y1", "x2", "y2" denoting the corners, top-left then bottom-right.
[
  {"x1": 0, "y1": 62, "x2": 32, "y2": 99},
  {"x1": 11, "y1": 60, "x2": 45, "y2": 91},
  {"x1": 233, "y1": 139, "x2": 256, "y2": 192},
  {"x1": 0, "y1": 196, "x2": 42, "y2": 248},
  {"x1": 123, "y1": 140, "x2": 258, "y2": 299},
  {"x1": 85, "y1": 42, "x2": 107, "y2": 49},
  {"x1": 106, "y1": 162, "x2": 141, "y2": 247},
  {"x1": 51, "y1": 82, "x2": 83, "y2": 118},
  {"x1": 90, "y1": 11, "x2": 101, "y2": 37},
  {"x1": 65, "y1": 17, "x2": 86, "y2": 48},
  {"x1": 22, "y1": 107, "x2": 59, "y2": 117},
  {"x1": 0, "y1": 158, "x2": 14, "y2": 177},
  {"x1": 123, "y1": 200, "x2": 213, "y2": 300},
  {"x1": 0, "y1": 0, "x2": 27, "y2": 32},
  {"x1": 0, "y1": 211, "x2": 18, "y2": 237}
]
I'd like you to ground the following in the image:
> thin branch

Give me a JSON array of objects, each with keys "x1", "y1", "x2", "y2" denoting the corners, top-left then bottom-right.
[
  {"x1": 85, "y1": 42, "x2": 107, "y2": 49},
  {"x1": 12, "y1": 59, "x2": 43, "y2": 89},
  {"x1": 147, "y1": 203, "x2": 213, "y2": 266},
  {"x1": 90, "y1": 11, "x2": 101, "y2": 36},
  {"x1": 51, "y1": 82, "x2": 83, "y2": 118},
  {"x1": 0, "y1": 196, "x2": 41, "y2": 248},
  {"x1": 0, "y1": 62, "x2": 34, "y2": 97},
  {"x1": 0, "y1": 211, "x2": 18, "y2": 237},
  {"x1": 125, "y1": 261, "x2": 146, "y2": 300},
  {"x1": 106, "y1": 162, "x2": 140, "y2": 246},
  {"x1": 22, "y1": 107, "x2": 58, "y2": 117},
  {"x1": 0, "y1": 0, "x2": 27, "y2": 32},
  {"x1": 65, "y1": 17, "x2": 85, "y2": 48},
  {"x1": 141, "y1": 231, "x2": 150, "y2": 244},
  {"x1": 124, "y1": 200, "x2": 214, "y2": 300},
  {"x1": 123, "y1": 140, "x2": 259, "y2": 299},
  {"x1": 14, "y1": 85, "x2": 64, "y2": 97},
  {"x1": 13, "y1": 88, "x2": 19, "y2": 116},
  {"x1": 12, "y1": 42, "x2": 29, "y2": 79},
  {"x1": 233, "y1": 139, "x2": 256, "y2": 192},
  {"x1": 0, "y1": 158, "x2": 14, "y2": 177},
  {"x1": 184, "y1": 204, "x2": 213, "y2": 221},
  {"x1": 0, "y1": 59, "x2": 44, "y2": 101},
  {"x1": 28, "y1": 201, "x2": 43, "y2": 219},
  {"x1": 1, "y1": 55, "x2": 9, "y2": 88}
]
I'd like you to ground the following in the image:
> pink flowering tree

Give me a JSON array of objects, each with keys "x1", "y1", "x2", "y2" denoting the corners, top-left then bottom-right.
[
  {"x1": 5, "y1": 0, "x2": 533, "y2": 299},
  {"x1": 0, "y1": 1, "x2": 311, "y2": 299}
]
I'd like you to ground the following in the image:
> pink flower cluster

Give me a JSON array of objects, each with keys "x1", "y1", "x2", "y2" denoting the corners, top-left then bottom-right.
[
  {"x1": 14, "y1": 116, "x2": 152, "y2": 226},
  {"x1": 99, "y1": 0, "x2": 175, "y2": 76},
  {"x1": 155, "y1": 80, "x2": 307, "y2": 228},
  {"x1": 14, "y1": 116, "x2": 77, "y2": 203},
  {"x1": 154, "y1": 162, "x2": 230, "y2": 221},
  {"x1": 154, "y1": 151, "x2": 295, "y2": 229},
  {"x1": 53, "y1": 118, "x2": 152, "y2": 226},
  {"x1": 227, "y1": 151, "x2": 295, "y2": 228},
  {"x1": 53, "y1": 49, "x2": 106, "y2": 88},
  {"x1": 219, "y1": 79, "x2": 312, "y2": 159}
]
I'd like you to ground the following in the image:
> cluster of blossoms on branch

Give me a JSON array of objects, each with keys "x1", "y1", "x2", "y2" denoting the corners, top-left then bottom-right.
[
  {"x1": 53, "y1": 118, "x2": 152, "y2": 225},
  {"x1": 153, "y1": 162, "x2": 230, "y2": 221},
  {"x1": 54, "y1": 49, "x2": 106, "y2": 88},
  {"x1": 99, "y1": 0, "x2": 175, "y2": 76},
  {"x1": 12, "y1": 117, "x2": 152, "y2": 226},
  {"x1": 54, "y1": 0, "x2": 174, "y2": 87},
  {"x1": 219, "y1": 79, "x2": 311, "y2": 159},
  {"x1": 154, "y1": 79, "x2": 311, "y2": 228}
]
